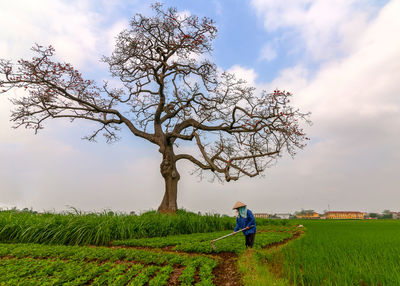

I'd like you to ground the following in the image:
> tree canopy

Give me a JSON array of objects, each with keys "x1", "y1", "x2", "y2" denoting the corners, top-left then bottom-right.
[{"x1": 0, "y1": 3, "x2": 311, "y2": 212}]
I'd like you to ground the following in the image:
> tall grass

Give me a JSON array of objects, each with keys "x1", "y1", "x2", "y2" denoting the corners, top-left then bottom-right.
[
  {"x1": 0, "y1": 209, "x2": 234, "y2": 245},
  {"x1": 278, "y1": 220, "x2": 400, "y2": 285},
  {"x1": 0, "y1": 209, "x2": 283, "y2": 246}
]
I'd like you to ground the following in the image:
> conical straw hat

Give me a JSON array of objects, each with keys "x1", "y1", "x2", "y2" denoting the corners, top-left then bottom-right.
[{"x1": 232, "y1": 201, "x2": 246, "y2": 209}]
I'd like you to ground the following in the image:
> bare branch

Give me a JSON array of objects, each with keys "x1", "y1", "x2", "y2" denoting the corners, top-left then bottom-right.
[{"x1": 0, "y1": 3, "x2": 311, "y2": 192}]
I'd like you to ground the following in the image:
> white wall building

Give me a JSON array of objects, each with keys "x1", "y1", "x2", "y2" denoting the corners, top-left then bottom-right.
[{"x1": 275, "y1": 213, "x2": 291, "y2": 219}]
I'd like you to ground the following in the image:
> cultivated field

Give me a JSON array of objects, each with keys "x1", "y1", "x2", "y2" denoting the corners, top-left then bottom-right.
[
  {"x1": 3, "y1": 210, "x2": 397, "y2": 285},
  {"x1": 0, "y1": 210, "x2": 296, "y2": 285},
  {"x1": 273, "y1": 220, "x2": 400, "y2": 285}
]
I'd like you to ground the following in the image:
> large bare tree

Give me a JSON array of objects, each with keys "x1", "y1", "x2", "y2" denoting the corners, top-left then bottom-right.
[{"x1": 0, "y1": 4, "x2": 311, "y2": 213}]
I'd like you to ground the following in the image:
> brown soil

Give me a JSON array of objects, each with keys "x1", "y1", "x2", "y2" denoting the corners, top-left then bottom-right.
[
  {"x1": 167, "y1": 265, "x2": 185, "y2": 286},
  {"x1": 264, "y1": 231, "x2": 303, "y2": 250},
  {"x1": 193, "y1": 266, "x2": 201, "y2": 284},
  {"x1": 212, "y1": 253, "x2": 243, "y2": 286}
]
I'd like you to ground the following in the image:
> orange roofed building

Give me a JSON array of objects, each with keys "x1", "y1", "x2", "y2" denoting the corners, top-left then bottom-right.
[
  {"x1": 322, "y1": 211, "x2": 364, "y2": 220},
  {"x1": 254, "y1": 213, "x2": 270, "y2": 219},
  {"x1": 296, "y1": 212, "x2": 320, "y2": 219}
]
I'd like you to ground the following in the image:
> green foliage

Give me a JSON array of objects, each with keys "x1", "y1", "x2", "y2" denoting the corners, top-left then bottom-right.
[
  {"x1": 0, "y1": 257, "x2": 113, "y2": 285},
  {"x1": 91, "y1": 263, "x2": 129, "y2": 285},
  {"x1": 279, "y1": 220, "x2": 400, "y2": 285},
  {"x1": 110, "y1": 264, "x2": 145, "y2": 286},
  {"x1": 196, "y1": 262, "x2": 216, "y2": 286},
  {"x1": 178, "y1": 257, "x2": 218, "y2": 286},
  {"x1": 148, "y1": 265, "x2": 174, "y2": 286},
  {"x1": 114, "y1": 225, "x2": 296, "y2": 254},
  {"x1": 0, "y1": 209, "x2": 236, "y2": 245},
  {"x1": 128, "y1": 265, "x2": 159, "y2": 286},
  {"x1": 179, "y1": 262, "x2": 197, "y2": 285},
  {"x1": 0, "y1": 242, "x2": 219, "y2": 285},
  {"x1": 237, "y1": 249, "x2": 290, "y2": 286}
]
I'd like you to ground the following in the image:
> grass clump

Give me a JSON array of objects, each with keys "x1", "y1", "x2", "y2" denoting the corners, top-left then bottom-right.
[{"x1": 237, "y1": 248, "x2": 290, "y2": 286}]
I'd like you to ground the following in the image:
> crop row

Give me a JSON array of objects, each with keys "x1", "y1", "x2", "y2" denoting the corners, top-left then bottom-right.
[
  {"x1": 113, "y1": 225, "x2": 296, "y2": 254},
  {"x1": 0, "y1": 257, "x2": 175, "y2": 286},
  {"x1": 0, "y1": 243, "x2": 218, "y2": 285}
]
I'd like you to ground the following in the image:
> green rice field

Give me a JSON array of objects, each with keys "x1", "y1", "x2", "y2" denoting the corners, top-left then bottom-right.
[{"x1": 276, "y1": 220, "x2": 400, "y2": 285}]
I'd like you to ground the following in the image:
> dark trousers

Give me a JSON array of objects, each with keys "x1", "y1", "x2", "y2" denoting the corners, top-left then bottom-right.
[{"x1": 245, "y1": 233, "x2": 255, "y2": 248}]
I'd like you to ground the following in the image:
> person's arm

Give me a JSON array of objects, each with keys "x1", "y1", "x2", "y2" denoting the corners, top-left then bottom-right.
[{"x1": 246, "y1": 210, "x2": 256, "y2": 229}]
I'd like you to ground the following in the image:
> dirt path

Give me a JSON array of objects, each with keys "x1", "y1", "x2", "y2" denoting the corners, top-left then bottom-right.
[
  {"x1": 264, "y1": 230, "x2": 303, "y2": 250},
  {"x1": 212, "y1": 253, "x2": 242, "y2": 286}
]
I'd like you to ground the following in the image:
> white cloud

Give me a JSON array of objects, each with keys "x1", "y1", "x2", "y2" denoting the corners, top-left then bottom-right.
[
  {"x1": 227, "y1": 65, "x2": 257, "y2": 85},
  {"x1": 105, "y1": 20, "x2": 130, "y2": 56},
  {"x1": 242, "y1": 0, "x2": 400, "y2": 213},
  {"x1": 252, "y1": 0, "x2": 400, "y2": 122},
  {"x1": 298, "y1": 0, "x2": 400, "y2": 120},
  {"x1": 259, "y1": 43, "x2": 277, "y2": 62},
  {"x1": 263, "y1": 65, "x2": 309, "y2": 94},
  {"x1": 177, "y1": 10, "x2": 191, "y2": 20},
  {"x1": 251, "y1": 0, "x2": 382, "y2": 61},
  {"x1": 0, "y1": 0, "x2": 128, "y2": 69}
]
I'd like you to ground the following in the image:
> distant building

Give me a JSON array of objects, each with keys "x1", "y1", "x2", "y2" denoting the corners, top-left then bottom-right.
[
  {"x1": 254, "y1": 213, "x2": 270, "y2": 219},
  {"x1": 322, "y1": 211, "x2": 364, "y2": 219},
  {"x1": 296, "y1": 212, "x2": 320, "y2": 219},
  {"x1": 391, "y1": 212, "x2": 400, "y2": 219},
  {"x1": 275, "y1": 213, "x2": 291, "y2": 219}
]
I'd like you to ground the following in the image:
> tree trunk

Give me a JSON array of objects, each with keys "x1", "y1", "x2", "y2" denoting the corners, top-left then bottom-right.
[{"x1": 157, "y1": 146, "x2": 180, "y2": 213}]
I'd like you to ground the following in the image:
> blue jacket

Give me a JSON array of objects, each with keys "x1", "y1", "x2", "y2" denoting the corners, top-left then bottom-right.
[{"x1": 234, "y1": 209, "x2": 256, "y2": 235}]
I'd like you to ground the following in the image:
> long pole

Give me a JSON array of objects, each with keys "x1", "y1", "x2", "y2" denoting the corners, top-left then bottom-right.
[{"x1": 210, "y1": 225, "x2": 254, "y2": 250}]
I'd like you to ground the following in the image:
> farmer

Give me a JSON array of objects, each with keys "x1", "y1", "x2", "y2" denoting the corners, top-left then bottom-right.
[{"x1": 233, "y1": 201, "x2": 256, "y2": 248}]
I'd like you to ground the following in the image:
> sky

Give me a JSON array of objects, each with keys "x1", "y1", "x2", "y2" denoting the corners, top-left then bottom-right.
[{"x1": 0, "y1": 0, "x2": 399, "y2": 215}]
